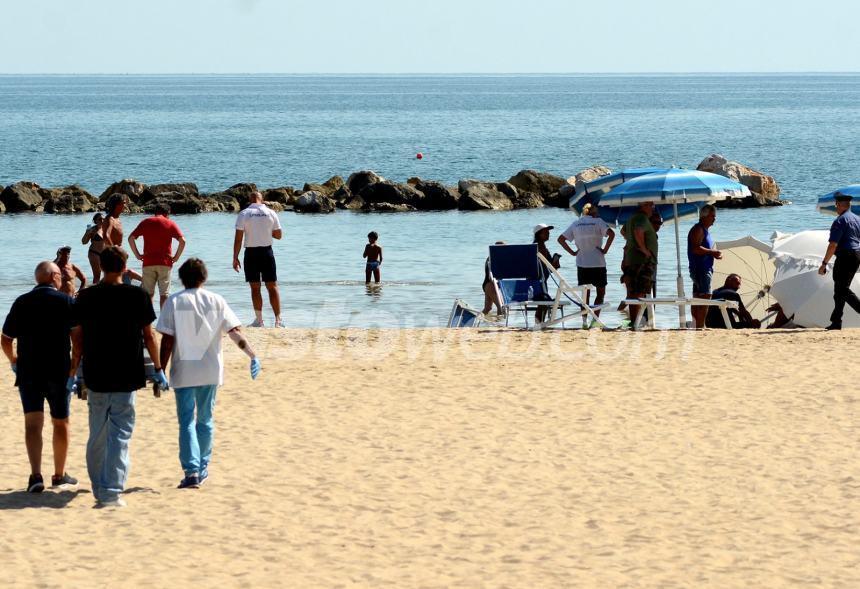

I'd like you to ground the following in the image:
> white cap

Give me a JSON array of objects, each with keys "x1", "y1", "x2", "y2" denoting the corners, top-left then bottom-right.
[{"x1": 533, "y1": 223, "x2": 554, "y2": 235}]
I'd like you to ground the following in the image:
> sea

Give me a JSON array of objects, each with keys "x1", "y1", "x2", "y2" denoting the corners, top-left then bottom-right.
[{"x1": 1, "y1": 74, "x2": 858, "y2": 327}]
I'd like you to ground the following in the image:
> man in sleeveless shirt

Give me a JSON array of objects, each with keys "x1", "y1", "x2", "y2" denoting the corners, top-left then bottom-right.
[{"x1": 687, "y1": 205, "x2": 722, "y2": 328}]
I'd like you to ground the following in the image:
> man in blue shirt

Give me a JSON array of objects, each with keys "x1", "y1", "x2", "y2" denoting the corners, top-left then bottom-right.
[
  {"x1": 1, "y1": 262, "x2": 78, "y2": 493},
  {"x1": 818, "y1": 193, "x2": 860, "y2": 330},
  {"x1": 688, "y1": 204, "x2": 723, "y2": 328}
]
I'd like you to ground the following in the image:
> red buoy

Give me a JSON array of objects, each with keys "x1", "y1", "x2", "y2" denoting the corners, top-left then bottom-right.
[{"x1": 416, "y1": 152, "x2": 423, "y2": 160}]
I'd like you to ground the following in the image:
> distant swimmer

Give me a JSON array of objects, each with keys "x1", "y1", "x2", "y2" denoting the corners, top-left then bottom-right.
[
  {"x1": 54, "y1": 246, "x2": 87, "y2": 296},
  {"x1": 363, "y1": 231, "x2": 383, "y2": 284},
  {"x1": 233, "y1": 191, "x2": 283, "y2": 327}
]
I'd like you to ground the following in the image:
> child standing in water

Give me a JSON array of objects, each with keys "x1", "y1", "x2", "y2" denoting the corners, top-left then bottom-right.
[{"x1": 363, "y1": 231, "x2": 383, "y2": 283}]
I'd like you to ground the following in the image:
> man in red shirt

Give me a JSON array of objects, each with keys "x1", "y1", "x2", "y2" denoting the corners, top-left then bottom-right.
[{"x1": 128, "y1": 203, "x2": 186, "y2": 307}]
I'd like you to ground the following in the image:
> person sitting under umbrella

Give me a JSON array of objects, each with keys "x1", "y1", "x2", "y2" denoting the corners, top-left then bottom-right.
[{"x1": 706, "y1": 274, "x2": 761, "y2": 329}]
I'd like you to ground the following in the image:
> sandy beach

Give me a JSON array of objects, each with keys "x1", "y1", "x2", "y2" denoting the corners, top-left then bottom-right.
[{"x1": 1, "y1": 327, "x2": 859, "y2": 588}]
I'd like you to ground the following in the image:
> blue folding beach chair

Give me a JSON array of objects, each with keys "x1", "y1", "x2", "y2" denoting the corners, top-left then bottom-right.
[
  {"x1": 488, "y1": 244, "x2": 567, "y2": 328},
  {"x1": 447, "y1": 299, "x2": 484, "y2": 328}
]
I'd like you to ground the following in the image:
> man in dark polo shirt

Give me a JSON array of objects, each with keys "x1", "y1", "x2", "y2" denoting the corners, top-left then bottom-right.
[
  {"x1": 819, "y1": 192, "x2": 860, "y2": 330},
  {"x1": 70, "y1": 246, "x2": 168, "y2": 508},
  {"x1": 2, "y1": 261, "x2": 78, "y2": 493}
]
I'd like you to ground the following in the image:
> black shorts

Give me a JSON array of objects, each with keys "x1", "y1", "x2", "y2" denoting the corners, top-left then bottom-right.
[
  {"x1": 19, "y1": 381, "x2": 71, "y2": 419},
  {"x1": 244, "y1": 246, "x2": 277, "y2": 283},
  {"x1": 577, "y1": 266, "x2": 608, "y2": 288}
]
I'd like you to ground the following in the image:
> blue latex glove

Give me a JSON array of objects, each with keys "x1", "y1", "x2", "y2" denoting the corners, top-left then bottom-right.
[
  {"x1": 250, "y1": 358, "x2": 261, "y2": 380},
  {"x1": 10, "y1": 363, "x2": 16, "y2": 374},
  {"x1": 153, "y1": 369, "x2": 169, "y2": 391},
  {"x1": 65, "y1": 376, "x2": 77, "y2": 394}
]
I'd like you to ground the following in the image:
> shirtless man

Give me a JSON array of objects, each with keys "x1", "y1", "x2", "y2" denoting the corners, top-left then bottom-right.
[
  {"x1": 54, "y1": 246, "x2": 87, "y2": 296},
  {"x1": 102, "y1": 195, "x2": 126, "y2": 247},
  {"x1": 363, "y1": 231, "x2": 383, "y2": 284}
]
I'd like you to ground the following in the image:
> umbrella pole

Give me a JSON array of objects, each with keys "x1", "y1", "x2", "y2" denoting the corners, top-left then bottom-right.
[{"x1": 673, "y1": 201, "x2": 686, "y2": 327}]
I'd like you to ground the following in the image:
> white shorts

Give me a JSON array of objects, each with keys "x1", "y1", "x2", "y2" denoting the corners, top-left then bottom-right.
[{"x1": 142, "y1": 265, "x2": 171, "y2": 297}]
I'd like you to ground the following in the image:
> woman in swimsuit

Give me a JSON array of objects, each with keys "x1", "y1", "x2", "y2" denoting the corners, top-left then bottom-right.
[{"x1": 81, "y1": 212, "x2": 106, "y2": 283}]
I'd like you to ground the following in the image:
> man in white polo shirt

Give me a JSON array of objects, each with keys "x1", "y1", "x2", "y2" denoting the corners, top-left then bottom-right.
[
  {"x1": 157, "y1": 258, "x2": 261, "y2": 489},
  {"x1": 558, "y1": 203, "x2": 615, "y2": 324},
  {"x1": 232, "y1": 191, "x2": 283, "y2": 327}
]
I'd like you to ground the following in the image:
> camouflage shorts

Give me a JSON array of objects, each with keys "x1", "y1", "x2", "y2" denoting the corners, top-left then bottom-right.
[{"x1": 627, "y1": 262, "x2": 657, "y2": 295}]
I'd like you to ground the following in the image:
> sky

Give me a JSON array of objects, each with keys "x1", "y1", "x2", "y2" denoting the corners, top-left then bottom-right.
[{"x1": 1, "y1": 0, "x2": 858, "y2": 74}]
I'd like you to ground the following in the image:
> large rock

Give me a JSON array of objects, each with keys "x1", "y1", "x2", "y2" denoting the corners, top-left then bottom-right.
[
  {"x1": 359, "y1": 181, "x2": 424, "y2": 207},
  {"x1": 99, "y1": 179, "x2": 146, "y2": 203},
  {"x1": 0, "y1": 182, "x2": 44, "y2": 212},
  {"x1": 295, "y1": 190, "x2": 336, "y2": 213},
  {"x1": 347, "y1": 171, "x2": 386, "y2": 195},
  {"x1": 208, "y1": 183, "x2": 259, "y2": 210},
  {"x1": 457, "y1": 180, "x2": 516, "y2": 211},
  {"x1": 331, "y1": 186, "x2": 352, "y2": 202},
  {"x1": 549, "y1": 165, "x2": 613, "y2": 207},
  {"x1": 42, "y1": 185, "x2": 97, "y2": 214},
  {"x1": 364, "y1": 202, "x2": 416, "y2": 212},
  {"x1": 696, "y1": 154, "x2": 782, "y2": 207},
  {"x1": 303, "y1": 175, "x2": 345, "y2": 197},
  {"x1": 508, "y1": 170, "x2": 566, "y2": 197},
  {"x1": 139, "y1": 182, "x2": 198, "y2": 203},
  {"x1": 341, "y1": 195, "x2": 365, "y2": 210},
  {"x1": 411, "y1": 179, "x2": 459, "y2": 210},
  {"x1": 511, "y1": 190, "x2": 545, "y2": 209},
  {"x1": 142, "y1": 195, "x2": 209, "y2": 215},
  {"x1": 263, "y1": 187, "x2": 298, "y2": 205}
]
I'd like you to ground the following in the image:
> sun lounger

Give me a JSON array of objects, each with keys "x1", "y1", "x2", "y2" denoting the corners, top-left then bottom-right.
[
  {"x1": 622, "y1": 296, "x2": 739, "y2": 330},
  {"x1": 447, "y1": 299, "x2": 484, "y2": 328}
]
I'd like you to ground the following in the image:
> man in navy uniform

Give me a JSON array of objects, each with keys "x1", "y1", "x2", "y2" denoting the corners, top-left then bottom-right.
[{"x1": 819, "y1": 192, "x2": 860, "y2": 330}]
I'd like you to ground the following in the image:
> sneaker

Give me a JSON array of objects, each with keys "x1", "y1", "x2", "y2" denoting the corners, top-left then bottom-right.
[
  {"x1": 177, "y1": 474, "x2": 200, "y2": 489},
  {"x1": 97, "y1": 497, "x2": 127, "y2": 508},
  {"x1": 198, "y1": 469, "x2": 209, "y2": 486},
  {"x1": 825, "y1": 323, "x2": 842, "y2": 331},
  {"x1": 248, "y1": 319, "x2": 265, "y2": 328},
  {"x1": 51, "y1": 473, "x2": 78, "y2": 489},
  {"x1": 27, "y1": 474, "x2": 44, "y2": 493}
]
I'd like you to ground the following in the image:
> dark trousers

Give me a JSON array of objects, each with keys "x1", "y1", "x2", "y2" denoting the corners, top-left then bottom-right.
[{"x1": 830, "y1": 251, "x2": 860, "y2": 325}]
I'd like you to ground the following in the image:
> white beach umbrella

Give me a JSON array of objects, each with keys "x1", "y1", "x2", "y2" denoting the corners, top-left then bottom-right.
[
  {"x1": 713, "y1": 236, "x2": 776, "y2": 322},
  {"x1": 771, "y1": 230, "x2": 830, "y2": 262},
  {"x1": 770, "y1": 255, "x2": 860, "y2": 328}
]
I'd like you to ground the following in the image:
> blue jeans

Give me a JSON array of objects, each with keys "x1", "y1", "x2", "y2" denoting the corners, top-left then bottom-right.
[
  {"x1": 86, "y1": 392, "x2": 136, "y2": 502},
  {"x1": 174, "y1": 385, "x2": 218, "y2": 476}
]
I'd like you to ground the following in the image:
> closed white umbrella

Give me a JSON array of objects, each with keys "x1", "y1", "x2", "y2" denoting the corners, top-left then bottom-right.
[
  {"x1": 770, "y1": 255, "x2": 860, "y2": 328},
  {"x1": 713, "y1": 236, "x2": 775, "y2": 323}
]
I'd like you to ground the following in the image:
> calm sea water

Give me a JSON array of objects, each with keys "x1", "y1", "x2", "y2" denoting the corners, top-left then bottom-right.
[{"x1": 0, "y1": 74, "x2": 857, "y2": 327}]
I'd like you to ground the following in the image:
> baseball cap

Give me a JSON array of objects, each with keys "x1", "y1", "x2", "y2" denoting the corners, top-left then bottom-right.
[{"x1": 533, "y1": 223, "x2": 554, "y2": 235}]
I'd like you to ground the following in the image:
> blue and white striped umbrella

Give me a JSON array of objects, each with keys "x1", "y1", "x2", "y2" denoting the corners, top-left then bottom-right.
[
  {"x1": 817, "y1": 185, "x2": 860, "y2": 216},
  {"x1": 599, "y1": 168, "x2": 751, "y2": 207},
  {"x1": 599, "y1": 168, "x2": 750, "y2": 326},
  {"x1": 569, "y1": 167, "x2": 667, "y2": 211}
]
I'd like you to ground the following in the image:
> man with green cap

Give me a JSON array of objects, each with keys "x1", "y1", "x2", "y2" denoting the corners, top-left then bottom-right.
[{"x1": 818, "y1": 192, "x2": 860, "y2": 330}]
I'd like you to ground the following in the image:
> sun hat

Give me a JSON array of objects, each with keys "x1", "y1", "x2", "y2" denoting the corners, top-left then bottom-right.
[{"x1": 533, "y1": 223, "x2": 554, "y2": 235}]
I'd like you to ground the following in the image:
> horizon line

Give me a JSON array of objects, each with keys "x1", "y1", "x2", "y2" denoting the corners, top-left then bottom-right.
[{"x1": 1, "y1": 71, "x2": 860, "y2": 76}]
